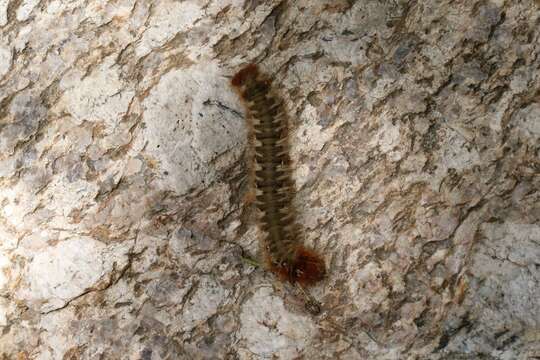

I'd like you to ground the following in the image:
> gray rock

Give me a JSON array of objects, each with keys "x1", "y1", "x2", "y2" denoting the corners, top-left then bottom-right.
[{"x1": 0, "y1": 0, "x2": 539, "y2": 358}]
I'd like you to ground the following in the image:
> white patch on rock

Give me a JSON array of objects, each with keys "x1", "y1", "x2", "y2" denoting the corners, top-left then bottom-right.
[
  {"x1": 239, "y1": 287, "x2": 316, "y2": 358},
  {"x1": 140, "y1": 62, "x2": 245, "y2": 195},
  {"x1": 58, "y1": 57, "x2": 134, "y2": 127},
  {"x1": 0, "y1": 0, "x2": 8, "y2": 26},
  {"x1": 0, "y1": 297, "x2": 8, "y2": 327},
  {"x1": 16, "y1": 0, "x2": 40, "y2": 21},
  {"x1": 179, "y1": 276, "x2": 228, "y2": 332},
  {"x1": 124, "y1": 157, "x2": 142, "y2": 176},
  {"x1": 471, "y1": 223, "x2": 540, "y2": 328},
  {"x1": 0, "y1": 250, "x2": 11, "y2": 293},
  {"x1": 297, "y1": 106, "x2": 330, "y2": 151},
  {"x1": 371, "y1": 117, "x2": 404, "y2": 161},
  {"x1": 0, "y1": 44, "x2": 11, "y2": 78},
  {"x1": 135, "y1": 1, "x2": 203, "y2": 57},
  {"x1": 17, "y1": 237, "x2": 130, "y2": 312},
  {"x1": 37, "y1": 307, "x2": 78, "y2": 359}
]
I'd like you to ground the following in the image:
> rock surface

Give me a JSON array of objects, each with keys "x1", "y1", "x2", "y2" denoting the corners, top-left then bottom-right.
[{"x1": 0, "y1": 0, "x2": 539, "y2": 359}]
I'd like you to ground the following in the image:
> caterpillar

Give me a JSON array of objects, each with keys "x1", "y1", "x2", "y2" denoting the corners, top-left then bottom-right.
[{"x1": 231, "y1": 64, "x2": 325, "y2": 286}]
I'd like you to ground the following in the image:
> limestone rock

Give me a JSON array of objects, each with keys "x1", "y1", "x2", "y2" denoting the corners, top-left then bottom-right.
[{"x1": 1, "y1": 0, "x2": 539, "y2": 359}]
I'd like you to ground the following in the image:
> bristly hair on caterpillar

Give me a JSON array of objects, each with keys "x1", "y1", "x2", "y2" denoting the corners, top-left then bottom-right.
[{"x1": 231, "y1": 64, "x2": 326, "y2": 286}]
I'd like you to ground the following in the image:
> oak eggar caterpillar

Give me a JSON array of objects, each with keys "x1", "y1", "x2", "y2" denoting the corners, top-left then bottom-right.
[{"x1": 231, "y1": 64, "x2": 325, "y2": 286}]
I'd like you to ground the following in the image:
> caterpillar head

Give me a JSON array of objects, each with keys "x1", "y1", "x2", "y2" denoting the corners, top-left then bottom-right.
[
  {"x1": 291, "y1": 247, "x2": 326, "y2": 285},
  {"x1": 270, "y1": 247, "x2": 326, "y2": 286}
]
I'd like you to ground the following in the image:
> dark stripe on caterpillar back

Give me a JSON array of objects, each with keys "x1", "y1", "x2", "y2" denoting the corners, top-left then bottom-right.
[{"x1": 231, "y1": 64, "x2": 325, "y2": 286}]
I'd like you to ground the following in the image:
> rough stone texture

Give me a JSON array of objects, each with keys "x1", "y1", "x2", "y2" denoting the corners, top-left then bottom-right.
[{"x1": 0, "y1": 0, "x2": 539, "y2": 359}]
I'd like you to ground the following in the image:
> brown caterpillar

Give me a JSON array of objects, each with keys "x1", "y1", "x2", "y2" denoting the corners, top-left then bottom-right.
[{"x1": 231, "y1": 64, "x2": 325, "y2": 286}]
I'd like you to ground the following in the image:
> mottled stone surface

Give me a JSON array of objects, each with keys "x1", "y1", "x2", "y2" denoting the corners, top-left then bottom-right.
[{"x1": 1, "y1": 0, "x2": 539, "y2": 359}]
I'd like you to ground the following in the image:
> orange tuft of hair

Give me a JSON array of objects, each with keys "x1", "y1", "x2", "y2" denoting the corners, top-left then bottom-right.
[
  {"x1": 292, "y1": 247, "x2": 326, "y2": 285},
  {"x1": 231, "y1": 63, "x2": 259, "y2": 87},
  {"x1": 269, "y1": 247, "x2": 326, "y2": 286}
]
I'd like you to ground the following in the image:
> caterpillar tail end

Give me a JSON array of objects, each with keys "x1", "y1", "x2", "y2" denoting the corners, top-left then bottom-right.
[{"x1": 231, "y1": 63, "x2": 259, "y2": 87}]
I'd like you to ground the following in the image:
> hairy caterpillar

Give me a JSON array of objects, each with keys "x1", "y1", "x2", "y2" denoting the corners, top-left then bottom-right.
[{"x1": 231, "y1": 64, "x2": 325, "y2": 286}]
